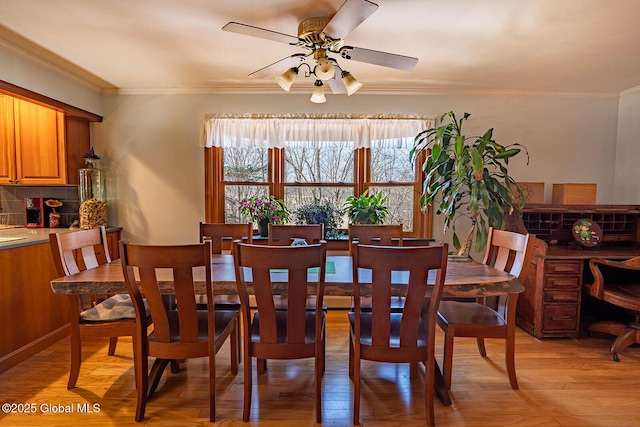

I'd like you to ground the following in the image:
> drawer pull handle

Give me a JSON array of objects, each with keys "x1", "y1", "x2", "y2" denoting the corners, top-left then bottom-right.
[{"x1": 551, "y1": 315, "x2": 572, "y2": 320}]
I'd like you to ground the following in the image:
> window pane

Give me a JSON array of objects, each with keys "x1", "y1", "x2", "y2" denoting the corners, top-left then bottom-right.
[
  {"x1": 284, "y1": 142, "x2": 354, "y2": 183},
  {"x1": 224, "y1": 147, "x2": 268, "y2": 182},
  {"x1": 370, "y1": 147, "x2": 414, "y2": 182},
  {"x1": 284, "y1": 186, "x2": 349, "y2": 231},
  {"x1": 224, "y1": 185, "x2": 269, "y2": 223},
  {"x1": 370, "y1": 186, "x2": 414, "y2": 232}
]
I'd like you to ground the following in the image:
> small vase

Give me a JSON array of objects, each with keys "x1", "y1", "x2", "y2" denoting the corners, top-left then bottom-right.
[
  {"x1": 257, "y1": 218, "x2": 269, "y2": 237},
  {"x1": 49, "y1": 212, "x2": 61, "y2": 228}
]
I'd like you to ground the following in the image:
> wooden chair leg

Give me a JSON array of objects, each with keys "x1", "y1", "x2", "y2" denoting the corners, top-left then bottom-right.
[
  {"x1": 315, "y1": 344, "x2": 322, "y2": 424},
  {"x1": 424, "y1": 356, "x2": 436, "y2": 427},
  {"x1": 505, "y1": 333, "x2": 518, "y2": 390},
  {"x1": 230, "y1": 320, "x2": 239, "y2": 374},
  {"x1": 67, "y1": 324, "x2": 82, "y2": 390},
  {"x1": 107, "y1": 337, "x2": 118, "y2": 356},
  {"x1": 442, "y1": 329, "x2": 455, "y2": 390},
  {"x1": 476, "y1": 337, "x2": 487, "y2": 357},
  {"x1": 353, "y1": 348, "x2": 361, "y2": 425},
  {"x1": 243, "y1": 356, "x2": 252, "y2": 421},
  {"x1": 134, "y1": 338, "x2": 148, "y2": 422}
]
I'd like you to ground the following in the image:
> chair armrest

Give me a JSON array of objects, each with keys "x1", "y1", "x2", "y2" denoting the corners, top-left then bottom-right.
[{"x1": 588, "y1": 257, "x2": 640, "y2": 300}]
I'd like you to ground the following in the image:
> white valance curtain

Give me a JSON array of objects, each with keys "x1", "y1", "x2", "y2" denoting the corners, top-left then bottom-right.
[{"x1": 200, "y1": 113, "x2": 436, "y2": 149}]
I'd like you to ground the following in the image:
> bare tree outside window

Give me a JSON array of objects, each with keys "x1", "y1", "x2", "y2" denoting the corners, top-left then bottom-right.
[{"x1": 370, "y1": 146, "x2": 416, "y2": 231}]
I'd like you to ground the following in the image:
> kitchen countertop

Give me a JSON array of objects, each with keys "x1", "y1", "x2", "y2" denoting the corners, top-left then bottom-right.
[{"x1": 0, "y1": 227, "x2": 121, "y2": 250}]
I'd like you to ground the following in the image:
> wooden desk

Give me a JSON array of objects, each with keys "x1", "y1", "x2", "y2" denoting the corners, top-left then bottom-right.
[{"x1": 50, "y1": 254, "x2": 520, "y2": 407}]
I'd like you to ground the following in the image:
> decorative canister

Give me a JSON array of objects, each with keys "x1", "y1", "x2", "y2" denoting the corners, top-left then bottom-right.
[{"x1": 78, "y1": 158, "x2": 107, "y2": 229}]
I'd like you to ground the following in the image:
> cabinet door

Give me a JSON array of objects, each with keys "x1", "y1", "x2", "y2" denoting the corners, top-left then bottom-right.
[
  {"x1": 0, "y1": 94, "x2": 16, "y2": 184},
  {"x1": 13, "y1": 99, "x2": 67, "y2": 185}
]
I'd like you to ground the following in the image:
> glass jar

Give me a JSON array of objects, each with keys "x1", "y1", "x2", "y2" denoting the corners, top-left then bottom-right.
[{"x1": 78, "y1": 159, "x2": 107, "y2": 229}]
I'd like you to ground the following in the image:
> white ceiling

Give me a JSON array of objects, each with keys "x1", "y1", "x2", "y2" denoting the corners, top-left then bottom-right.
[{"x1": 1, "y1": 0, "x2": 640, "y2": 97}]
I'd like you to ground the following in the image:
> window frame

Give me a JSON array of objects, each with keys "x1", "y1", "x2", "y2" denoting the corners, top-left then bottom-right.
[{"x1": 204, "y1": 146, "x2": 432, "y2": 238}]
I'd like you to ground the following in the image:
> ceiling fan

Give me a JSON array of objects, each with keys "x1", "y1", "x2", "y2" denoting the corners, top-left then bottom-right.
[{"x1": 222, "y1": 0, "x2": 418, "y2": 102}]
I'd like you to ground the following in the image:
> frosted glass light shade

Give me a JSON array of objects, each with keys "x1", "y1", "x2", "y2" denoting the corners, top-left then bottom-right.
[
  {"x1": 310, "y1": 80, "x2": 326, "y2": 103},
  {"x1": 276, "y1": 68, "x2": 298, "y2": 91},
  {"x1": 314, "y1": 57, "x2": 335, "y2": 80},
  {"x1": 341, "y1": 71, "x2": 363, "y2": 96}
]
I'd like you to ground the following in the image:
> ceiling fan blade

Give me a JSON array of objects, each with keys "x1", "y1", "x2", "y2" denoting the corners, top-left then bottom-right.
[
  {"x1": 247, "y1": 54, "x2": 306, "y2": 78},
  {"x1": 222, "y1": 22, "x2": 299, "y2": 45},
  {"x1": 342, "y1": 46, "x2": 418, "y2": 71},
  {"x1": 323, "y1": 0, "x2": 379, "y2": 40},
  {"x1": 326, "y1": 76, "x2": 347, "y2": 94}
]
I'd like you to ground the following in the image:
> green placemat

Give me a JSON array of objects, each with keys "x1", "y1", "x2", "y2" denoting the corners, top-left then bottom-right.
[{"x1": 271, "y1": 261, "x2": 335, "y2": 274}]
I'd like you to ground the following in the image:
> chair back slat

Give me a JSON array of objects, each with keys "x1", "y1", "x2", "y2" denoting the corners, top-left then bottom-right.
[
  {"x1": 483, "y1": 228, "x2": 533, "y2": 280},
  {"x1": 268, "y1": 224, "x2": 324, "y2": 245},
  {"x1": 50, "y1": 227, "x2": 111, "y2": 277},
  {"x1": 233, "y1": 242, "x2": 326, "y2": 345},
  {"x1": 121, "y1": 242, "x2": 212, "y2": 345},
  {"x1": 200, "y1": 222, "x2": 253, "y2": 254},
  {"x1": 352, "y1": 242, "x2": 448, "y2": 349}
]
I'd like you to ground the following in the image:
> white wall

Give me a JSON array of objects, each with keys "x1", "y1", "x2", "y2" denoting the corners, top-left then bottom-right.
[{"x1": 614, "y1": 90, "x2": 640, "y2": 202}]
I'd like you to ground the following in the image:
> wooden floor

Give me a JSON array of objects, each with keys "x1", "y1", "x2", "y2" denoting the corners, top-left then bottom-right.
[{"x1": 1, "y1": 310, "x2": 640, "y2": 426}]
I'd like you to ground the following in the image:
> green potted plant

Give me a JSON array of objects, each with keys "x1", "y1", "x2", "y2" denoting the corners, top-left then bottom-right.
[
  {"x1": 411, "y1": 111, "x2": 528, "y2": 255},
  {"x1": 293, "y1": 199, "x2": 344, "y2": 239},
  {"x1": 343, "y1": 190, "x2": 388, "y2": 225}
]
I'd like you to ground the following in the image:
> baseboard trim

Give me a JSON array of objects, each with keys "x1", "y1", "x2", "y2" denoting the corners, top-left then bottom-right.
[{"x1": 0, "y1": 324, "x2": 70, "y2": 374}]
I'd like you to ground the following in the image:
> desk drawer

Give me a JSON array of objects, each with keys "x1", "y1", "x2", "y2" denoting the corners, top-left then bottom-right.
[
  {"x1": 545, "y1": 276, "x2": 581, "y2": 289},
  {"x1": 544, "y1": 290, "x2": 580, "y2": 303},
  {"x1": 543, "y1": 305, "x2": 579, "y2": 332},
  {"x1": 545, "y1": 260, "x2": 582, "y2": 275}
]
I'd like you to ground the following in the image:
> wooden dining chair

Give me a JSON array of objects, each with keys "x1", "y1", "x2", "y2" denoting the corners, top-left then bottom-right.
[
  {"x1": 49, "y1": 226, "x2": 143, "y2": 390},
  {"x1": 233, "y1": 241, "x2": 327, "y2": 423},
  {"x1": 268, "y1": 223, "x2": 324, "y2": 245},
  {"x1": 436, "y1": 228, "x2": 535, "y2": 390},
  {"x1": 349, "y1": 242, "x2": 449, "y2": 426},
  {"x1": 199, "y1": 222, "x2": 252, "y2": 360},
  {"x1": 348, "y1": 224, "x2": 403, "y2": 252},
  {"x1": 348, "y1": 224, "x2": 405, "y2": 310},
  {"x1": 120, "y1": 240, "x2": 238, "y2": 422}
]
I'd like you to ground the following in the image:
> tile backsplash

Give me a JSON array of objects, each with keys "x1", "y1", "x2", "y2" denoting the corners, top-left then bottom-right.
[{"x1": 0, "y1": 186, "x2": 79, "y2": 227}]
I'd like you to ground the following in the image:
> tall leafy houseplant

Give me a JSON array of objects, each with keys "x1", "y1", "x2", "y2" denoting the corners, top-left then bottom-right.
[
  {"x1": 344, "y1": 190, "x2": 388, "y2": 224},
  {"x1": 411, "y1": 111, "x2": 528, "y2": 254}
]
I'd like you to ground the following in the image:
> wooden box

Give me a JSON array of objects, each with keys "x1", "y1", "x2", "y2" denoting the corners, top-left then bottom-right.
[
  {"x1": 552, "y1": 183, "x2": 597, "y2": 204},
  {"x1": 516, "y1": 182, "x2": 545, "y2": 204}
]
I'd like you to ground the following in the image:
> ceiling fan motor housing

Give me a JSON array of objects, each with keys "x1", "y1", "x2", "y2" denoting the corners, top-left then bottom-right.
[{"x1": 298, "y1": 17, "x2": 331, "y2": 46}]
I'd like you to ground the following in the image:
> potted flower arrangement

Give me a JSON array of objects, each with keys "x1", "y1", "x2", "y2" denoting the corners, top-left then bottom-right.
[
  {"x1": 45, "y1": 199, "x2": 63, "y2": 228},
  {"x1": 239, "y1": 195, "x2": 289, "y2": 237},
  {"x1": 293, "y1": 199, "x2": 344, "y2": 239},
  {"x1": 343, "y1": 190, "x2": 388, "y2": 225}
]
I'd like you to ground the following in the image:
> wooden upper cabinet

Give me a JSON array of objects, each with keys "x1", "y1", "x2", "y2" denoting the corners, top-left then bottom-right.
[
  {"x1": 0, "y1": 95, "x2": 17, "y2": 183},
  {"x1": 13, "y1": 98, "x2": 67, "y2": 185}
]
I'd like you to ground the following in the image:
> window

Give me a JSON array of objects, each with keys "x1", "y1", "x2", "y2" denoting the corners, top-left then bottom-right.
[{"x1": 201, "y1": 114, "x2": 435, "y2": 238}]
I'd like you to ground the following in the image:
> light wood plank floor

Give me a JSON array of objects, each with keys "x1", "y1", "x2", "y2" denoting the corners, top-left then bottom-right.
[{"x1": 1, "y1": 310, "x2": 640, "y2": 426}]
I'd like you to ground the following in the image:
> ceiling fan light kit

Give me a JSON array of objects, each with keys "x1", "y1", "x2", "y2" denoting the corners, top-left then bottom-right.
[{"x1": 222, "y1": 0, "x2": 418, "y2": 103}]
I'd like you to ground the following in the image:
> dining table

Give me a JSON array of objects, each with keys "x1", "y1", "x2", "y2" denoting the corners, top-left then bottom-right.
[{"x1": 50, "y1": 253, "x2": 522, "y2": 406}]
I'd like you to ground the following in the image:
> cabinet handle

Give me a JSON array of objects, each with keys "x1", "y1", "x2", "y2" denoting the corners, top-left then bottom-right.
[{"x1": 551, "y1": 315, "x2": 572, "y2": 320}]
